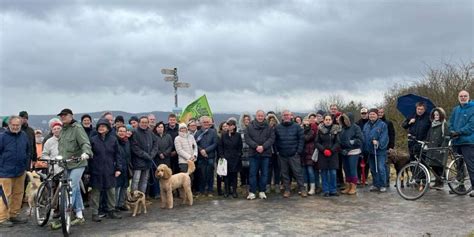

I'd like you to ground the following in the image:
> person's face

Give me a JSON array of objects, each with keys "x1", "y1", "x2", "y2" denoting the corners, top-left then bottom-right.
[
  {"x1": 303, "y1": 120, "x2": 310, "y2": 126},
  {"x1": 295, "y1": 117, "x2": 302, "y2": 124},
  {"x1": 97, "y1": 124, "x2": 109, "y2": 135},
  {"x1": 330, "y1": 106, "x2": 338, "y2": 115},
  {"x1": 369, "y1": 112, "x2": 378, "y2": 121},
  {"x1": 130, "y1": 120, "x2": 138, "y2": 129},
  {"x1": 8, "y1": 118, "x2": 21, "y2": 133},
  {"x1": 458, "y1": 91, "x2": 470, "y2": 105},
  {"x1": 179, "y1": 127, "x2": 187, "y2": 133},
  {"x1": 82, "y1": 117, "x2": 91, "y2": 127},
  {"x1": 21, "y1": 117, "x2": 28, "y2": 125},
  {"x1": 433, "y1": 111, "x2": 440, "y2": 121},
  {"x1": 309, "y1": 115, "x2": 316, "y2": 124},
  {"x1": 416, "y1": 106, "x2": 426, "y2": 116},
  {"x1": 282, "y1": 111, "x2": 292, "y2": 122},
  {"x1": 60, "y1": 114, "x2": 73, "y2": 124},
  {"x1": 323, "y1": 116, "x2": 333, "y2": 126},
  {"x1": 126, "y1": 130, "x2": 132, "y2": 137},
  {"x1": 117, "y1": 127, "x2": 127, "y2": 139},
  {"x1": 256, "y1": 112, "x2": 265, "y2": 123},
  {"x1": 201, "y1": 119, "x2": 211, "y2": 129},
  {"x1": 243, "y1": 116, "x2": 250, "y2": 126},
  {"x1": 188, "y1": 122, "x2": 197, "y2": 132},
  {"x1": 139, "y1": 118, "x2": 149, "y2": 130},
  {"x1": 228, "y1": 123, "x2": 235, "y2": 132},
  {"x1": 377, "y1": 108, "x2": 385, "y2": 119},
  {"x1": 222, "y1": 123, "x2": 229, "y2": 132},
  {"x1": 148, "y1": 116, "x2": 156, "y2": 126},
  {"x1": 316, "y1": 114, "x2": 323, "y2": 123},
  {"x1": 169, "y1": 117, "x2": 177, "y2": 126},
  {"x1": 52, "y1": 126, "x2": 62, "y2": 137},
  {"x1": 360, "y1": 112, "x2": 368, "y2": 119},
  {"x1": 104, "y1": 114, "x2": 114, "y2": 126},
  {"x1": 155, "y1": 124, "x2": 165, "y2": 134},
  {"x1": 115, "y1": 121, "x2": 124, "y2": 127}
]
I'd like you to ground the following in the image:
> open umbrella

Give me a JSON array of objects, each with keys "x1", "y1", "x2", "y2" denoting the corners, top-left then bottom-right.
[{"x1": 396, "y1": 94, "x2": 435, "y2": 119}]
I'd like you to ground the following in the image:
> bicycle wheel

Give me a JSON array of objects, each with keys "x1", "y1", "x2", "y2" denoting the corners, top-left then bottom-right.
[
  {"x1": 59, "y1": 185, "x2": 72, "y2": 236},
  {"x1": 446, "y1": 158, "x2": 472, "y2": 195},
  {"x1": 35, "y1": 182, "x2": 52, "y2": 226},
  {"x1": 396, "y1": 162, "x2": 430, "y2": 200}
]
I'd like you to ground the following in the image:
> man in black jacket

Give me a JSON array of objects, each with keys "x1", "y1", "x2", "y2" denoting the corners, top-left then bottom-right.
[
  {"x1": 19, "y1": 111, "x2": 36, "y2": 168},
  {"x1": 275, "y1": 110, "x2": 307, "y2": 198},
  {"x1": 356, "y1": 108, "x2": 370, "y2": 185},
  {"x1": 245, "y1": 110, "x2": 275, "y2": 200},
  {"x1": 165, "y1": 114, "x2": 180, "y2": 175},
  {"x1": 402, "y1": 102, "x2": 431, "y2": 161},
  {"x1": 378, "y1": 108, "x2": 396, "y2": 187}
]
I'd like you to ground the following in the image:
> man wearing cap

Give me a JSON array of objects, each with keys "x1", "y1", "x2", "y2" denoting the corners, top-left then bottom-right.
[
  {"x1": 57, "y1": 108, "x2": 92, "y2": 224},
  {"x1": 19, "y1": 111, "x2": 37, "y2": 169},
  {"x1": 0, "y1": 116, "x2": 30, "y2": 227},
  {"x1": 363, "y1": 108, "x2": 389, "y2": 192},
  {"x1": 357, "y1": 108, "x2": 370, "y2": 185}
]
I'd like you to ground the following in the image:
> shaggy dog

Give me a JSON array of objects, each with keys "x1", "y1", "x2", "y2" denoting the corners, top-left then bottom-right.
[
  {"x1": 26, "y1": 171, "x2": 42, "y2": 216},
  {"x1": 126, "y1": 190, "x2": 147, "y2": 217},
  {"x1": 388, "y1": 149, "x2": 410, "y2": 187},
  {"x1": 155, "y1": 160, "x2": 195, "y2": 209}
]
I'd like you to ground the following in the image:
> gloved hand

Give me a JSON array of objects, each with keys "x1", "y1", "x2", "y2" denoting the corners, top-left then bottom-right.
[
  {"x1": 323, "y1": 149, "x2": 332, "y2": 157},
  {"x1": 450, "y1": 131, "x2": 460, "y2": 138},
  {"x1": 81, "y1": 153, "x2": 90, "y2": 160}
]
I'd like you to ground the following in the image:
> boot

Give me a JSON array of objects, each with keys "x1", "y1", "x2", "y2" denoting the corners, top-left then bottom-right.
[
  {"x1": 348, "y1": 183, "x2": 357, "y2": 195},
  {"x1": 308, "y1": 183, "x2": 316, "y2": 195},
  {"x1": 340, "y1": 183, "x2": 351, "y2": 194}
]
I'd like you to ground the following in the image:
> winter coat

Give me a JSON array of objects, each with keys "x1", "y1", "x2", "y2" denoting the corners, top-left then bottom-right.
[
  {"x1": 380, "y1": 116, "x2": 396, "y2": 149},
  {"x1": 449, "y1": 101, "x2": 474, "y2": 145},
  {"x1": 363, "y1": 119, "x2": 389, "y2": 156},
  {"x1": 83, "y1": 126, "x2": 97, "y2": 139},
  {"x1": 58, "y1": 119, "x2": 91, "y2": 170},
  {"x1": 315, "y1": 124, "x2": 341, "y2": 170},
  {"x1": 356, "y1": 118, "x2": 369, "y2": 131},
  {"x1": 89, "y1": 119, "x2": 122, "y2": 189},
  {"x1": 22, "y1": 124, "x2": 37, "y2": 162},
  {"x1": 218, "y1": 132, "x2": 243, "y2": 173},
  {"x1": 275, "y1": 121, "x2": 304, "y2": 157},
  {"x1": 130, "y1": 126, "x2": 158, "y2": 170},
  {"x1": 195, "y1": 128, "x2": 218, "y2": 160},
  {"x1": 154, "y1": 133, "x2": 173, "y2": 165},
  {"x1": 175, "y1": 132, "x2": 198, "y2": 164},
  {"x1": 0, "y1": 130, "x2": 30, "y2": 178},
  {"x1": 117, "y1": 137, "x2": 131, "y2": 187},
  {"x1": 402, "y1": 111, "x2": 431, "y2": 148},
  {"x1": 338, "y1": 113, "x2": 364, "y2": 155},
  {"x1": 425, "y1": 108, "x2": 450, "y2": 167},
  {"x1": 244, "y1": 120, "x2": 275, "y2": 158},
  {"x1": 302, "y1": 124, "x2": 317, "y2": 166},
  {"x1": 42, "y1": 136, "x2": 62, "y2": 175}
]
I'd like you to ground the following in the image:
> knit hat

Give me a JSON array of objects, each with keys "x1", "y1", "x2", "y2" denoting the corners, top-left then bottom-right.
[
  {"x1": 48, "y1": 118, "x2": 62, "y2": 128},
  {"x1": 368, "y1": 108, "x2": 379, "y2": 114},
  {"x1": 19, "y1": 111, "x2": 28, "y2": 119},
  {"x1": 50, "y1": 121, "x2": 63, "y2": 129},
  {"x1": 128, "y1": 116, "x2": 139, "y2": 124},
  {"x1": 115, "y1": 115, "x2": 125, "y2": 124},
  {"x1": 178, "y1": 123, "x2": 187, "y2": 130},
  {"x1": 81, "y1": 114, "x2": 92, "y2": 122}
]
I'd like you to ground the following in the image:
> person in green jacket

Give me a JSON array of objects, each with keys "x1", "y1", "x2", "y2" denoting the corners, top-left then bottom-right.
[{"x1": 57, "y1": 108, "x2": 92, "y2": 225}]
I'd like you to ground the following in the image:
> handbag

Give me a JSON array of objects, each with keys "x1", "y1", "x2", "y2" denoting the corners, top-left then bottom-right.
[
  {"x1": 216, "y1": 158, "x2": 228, "y2": 176},
  {"x1": 311, "y1": 149, "x2": 319, "y2": 162}
]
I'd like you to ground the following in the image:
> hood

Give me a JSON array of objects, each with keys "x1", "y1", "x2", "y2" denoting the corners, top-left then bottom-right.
[
  {"x1": 318, "y1": 123, "x2": 341, "y2": 135},
  {"x1": 238, "y1": 112, "x2": 254, "y2": 130},
  {"x1": 338, "y1": 113, "x2": 354, "y2": 128},
  {"x1": 429, "y1": 107, "x2": 447, "y2": 122},
  {"x1": 266, "y1": 114, "x2": 280, "y2": 127},
  {"x1": 96, "y1": 118, "x2": 112, "y2": 132}
]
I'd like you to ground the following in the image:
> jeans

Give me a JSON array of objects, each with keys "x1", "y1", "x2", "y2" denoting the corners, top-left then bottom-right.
[
  {"x1": 148, "y1": 168, "x2": 160, "y2": 198},
  {"x1": 303, "y1": 165, "x2": 316, "y2": 184},
  {"x1": 198, "y1": 158, "x2": 214, "y2": 193},
  {"x1": 131, "y1": 169, "x2": 150, "y2": 193},
  {"x1": 321, "y1": 169, "x2": 337, "y2": 194},
  {"x1": 249, "y1": 155, "x2": 269, "y2": 193},
  {"x1": 342, "y1": 154, "x2": 359, "y2": 184},
  {"x1": 368, "y1": 153, "x2": 387, "y2": 188},
  {"x1": 455, "y1": 145, "x2": 474, "y2": 186},
  {"x1": 68, "y1": 167, "x2": 85, "y2": 213},
  {"x1": 279, "y1": 155, "x2": 305, "y2": 192},
  {"x1": 115, "y1": 186, "x2": 127, "y2": 208}
]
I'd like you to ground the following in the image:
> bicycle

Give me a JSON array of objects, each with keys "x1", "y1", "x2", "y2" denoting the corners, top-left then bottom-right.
[
  {"x1": 34, "y1": 156, "x2": 81, "y2": 237},
  {"x1": 395, "y1": 135, "x2": 472, "y2": 200}
]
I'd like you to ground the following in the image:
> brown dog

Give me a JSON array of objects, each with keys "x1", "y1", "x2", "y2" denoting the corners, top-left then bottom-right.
[
  {"x1": 155, "y1": 160, "x2": 195, "y2": 209},
  {"x1": 26, "y1": 171, "x2": 42, "y2": 216},
  {"x1": 388, "y1": 149, "x2": 410, "y2": 187},
  {"x1": 126, "y1": 190, "x2": 147, "y2": 217}
]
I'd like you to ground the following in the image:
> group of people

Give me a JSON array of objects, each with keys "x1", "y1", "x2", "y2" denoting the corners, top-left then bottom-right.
[{"x1": 0, "y1": 90, "x2": 472, "y2": 228}]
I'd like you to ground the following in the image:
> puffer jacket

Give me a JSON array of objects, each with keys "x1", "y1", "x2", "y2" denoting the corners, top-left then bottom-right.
[
  {"x1": 338, "y1": 113, "x2": 364, "y2": 155},
  {"x1": 449, "y1": 101, "x2": 474, "y2": 145},
  {"x1": 218, "y1": 131, "x2": 243, "y2": 172},
  {"x1": 175, "y1": 131, "x2": 198, "y2": 164},
  {"x1": 0, "y1": 130, "x2": 30, "y2": 178},
  {"x1": 363, "y1": 119, "x2": 389, "y2": 156},
  {"x1": 58, "y1": 119, "x2": 91, "y2": 170},
  {"x1": 244, "y1": 120, "x2": 275, "y2": 158},
  {"x1": 275, "y1": 121, "x2": 304, "y2": 157}
]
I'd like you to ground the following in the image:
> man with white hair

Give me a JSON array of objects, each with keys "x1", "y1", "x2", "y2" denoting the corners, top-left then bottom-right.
[{"x1": 194, "y1": 116, "x2": 218, "y2": 197}]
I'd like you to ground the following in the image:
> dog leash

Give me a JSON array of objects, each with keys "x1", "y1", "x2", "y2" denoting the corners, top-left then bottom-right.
[{"x1": 0, "y1": 185, "x2": 8, "y2": 209}]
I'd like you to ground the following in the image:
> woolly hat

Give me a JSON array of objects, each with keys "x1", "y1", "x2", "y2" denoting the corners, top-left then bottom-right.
[
  {"x1": 178, "y1": 123, "x2": 188, "y2": 130},
  {"x1": 48, "y1": 118, "x2": 62, "y2": 128},
  {"x1": 368, "y1": 108, "x2": 379, "y2": 114},
  {"x1": 50, "y1": 121, "x2": 63, "y2": 129},
  {"x1": 128, "y1": 116, "x2": 139, "y2": 124},
  {"x1": 115, "y1": 115, "x2": 125, "y2": 124}
]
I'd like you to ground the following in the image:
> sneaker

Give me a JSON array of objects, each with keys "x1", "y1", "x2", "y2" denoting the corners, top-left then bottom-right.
[
  {"x1": 369, "y1": 186, "x2": 379, "y2": 192},
  {"x1": 470, "y1": 192, "x2": 474, "y2": 197},
  {"x1": 92, "y1": 214, "x2": 102, "y2": 222},
  {"x1": 300, "y1": 191, "x2": 308, "y2": 198},
  {"x1": 246, "y1": 192, "x2": 256, "y2": 200},
  {"x1": 322, "y1": 193, "x2": 330, "y2": 197},
  {"x1": 9, "y1": 216, "x2": 27, "y2": 224},
  {"x1": 71, "y1": 218, "x2": 85, "y2": 226},
  {"x1": 259, "y1": 192, "x2": 267, "y2": 199},
  {"x1": 449, "y1": 185, "x2": 466, "y2": 194},
  {"x1": 379, "y1": 187, "x2": 387, "y2": 193},
  {"x1": 108, "y1": 211, "x2": 122, "y2": 219},
  {"x1": 118, "y1": 206, "x2": 129, "y2": 211},
  {"x1": 329, "y1": 192, "x2": 339, "y2": 197},
  {"x1": 49, "y1": 220, "x2": 62, "y2": 230},
  {"x1": 98, "y1": 213, "x2": 107, "y2": 218},
  {"x1": 0, "y1": 220, "x2": 13, "y2": 228},
  {"x1": 283, "y1": 191, "x2": 291, "y2": 198}
]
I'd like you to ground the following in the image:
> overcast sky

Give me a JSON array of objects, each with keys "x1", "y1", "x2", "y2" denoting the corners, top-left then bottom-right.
[{"x1": 0, "y1": 0, "x2": 472, "y2": 115}]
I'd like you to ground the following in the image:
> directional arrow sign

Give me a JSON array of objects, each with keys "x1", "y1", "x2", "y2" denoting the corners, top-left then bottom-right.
[
  {"x1": 164, "y1": 76, "x2": 177, "y2": 82},
  {"x1": 175, "y1": 82, "x2": 191, "y2": 88},
  {"x1": 161, "y1": 68, "x2": 176, "y2": 75}
]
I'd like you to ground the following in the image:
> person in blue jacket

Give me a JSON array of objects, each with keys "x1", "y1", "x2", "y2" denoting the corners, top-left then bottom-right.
[
  {"x1": 363, "y1": 108, "x2": 389, "y2": 192},
  {"x1": 449, "y1": 90, "x2": 474, "y2": 197}
]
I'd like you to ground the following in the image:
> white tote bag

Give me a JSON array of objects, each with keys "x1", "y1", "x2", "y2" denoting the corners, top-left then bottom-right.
[
  {"x1": 311, "y1": 149, "x2": 319, "y2": 162},
  {"x1": 216, "y1": 158, "x2": 228, "y2": 176}
]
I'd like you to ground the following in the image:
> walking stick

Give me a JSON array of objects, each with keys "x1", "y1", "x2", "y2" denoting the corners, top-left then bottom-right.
[{"x1": 374, "y1": 142, "x2": 379, "y2": 174}]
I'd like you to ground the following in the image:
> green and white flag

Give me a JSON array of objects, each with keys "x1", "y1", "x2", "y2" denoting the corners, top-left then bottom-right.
[{"x1": 179, "y1": 95, "x2": 213, "y2": 123}]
